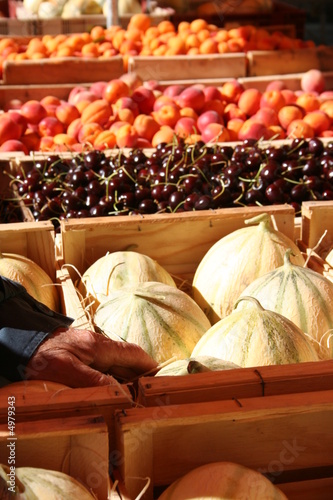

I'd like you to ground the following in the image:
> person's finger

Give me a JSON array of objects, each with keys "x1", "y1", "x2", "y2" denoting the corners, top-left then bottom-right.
[
  {"x1": 26, "y1": 350, "x2": 118, "y2": 388},
  {"x1": 91, "y1": 338, "x2": 158, "y2": 375}
]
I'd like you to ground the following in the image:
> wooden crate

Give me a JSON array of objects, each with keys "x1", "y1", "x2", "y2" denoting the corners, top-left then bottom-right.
[
  {"x1": 114, "y1": 389, "x2": 333, "y2": 499},
  {"x1": 127, "y1": 53, "x2": 248, "y2": 81},
  {"x1": 0, "y1": 380, "x2": 133, "y2": 451},
  {"x1": 0, "y1": 413, "x2": 110, "y2": 499},
  {"x1": 1, "y1": 56, "x2": 124, "y2": 85},
  {"x1": 246, "y1": 47, "x2": 333, "y2": 77},
  {"x1": 59, "y1": 204, "x2": 297, "y2": 285},
  {"x1": 137, "y1": 359, "x2": 333, "y2": 407},
  {"x1": 301, "y1": 201, "x2": 333, "y2": 259}
]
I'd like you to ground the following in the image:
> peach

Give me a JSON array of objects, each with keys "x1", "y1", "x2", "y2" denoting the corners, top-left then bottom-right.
[
  {"x1": 238, "y1": 119, "x2": 270, "y2": 141},
  {"x1": 320, "y1": 100, "x2": 333, "y2": 120},
  {"x1": 152, "y1": 125, "x2": 175, "y2": 148},
  {"x1": 260, "y1": 89, "x2": 286, "y2": 112},
  {"x1": 70, "y1": 91, "x2": 99, "y2": 107},
  {"x1": 89, "y1": 81, "x2": 108, "y2": 98},
  {"x1": 55, "y1": 101, "x2": 80, "y2": 127},
  {"x1": 287, "y1": 119, "x2": 315, "y2": 139},
  {"x1": 0, "y1": 139, "x2": 28, "y2": 154},
  {"x1": 103, "y1": 78, "x2": 130, "y2": 105},
  {"x1": 303, "y1": 110, "x2": 331, "y2": 135},
  {"x1": 174, "y1": 116, "x2": 197, "y2": 138},
  {"x1": 319, "y1": 91, "x2": 333, "y2": 102},
  {"x1": 265, "y1": 80, "x2": 287, "y2": 91},
  {"x1": 252, "y1": 107, "x2": 279, "y2": 128},
  {"x1": 175, "y1": 86, "x2": 206, "y2": 112},
  {"x1": 201, "y1": 123, "x2": 230, "y2": 143},
  {"x1": 20, "y1": 100, "x2": 47, "y2": 125},
  {"x1": 113, "y1": 96, "x2": 139, "y2": 117},
  {"x1": 219, "y1": 79, "x2": 244, "y2": 104},
  {"x1": 115, "y1": 123, "x2": 139, "y2": 149},
  {"x1": 197, "y1": 109, "x2": 222, "y2": 133},
  {"x1": 67, "y1": 86, "x2": 89, "y2": 104},
  {"x1": 3, "y1": 99, "x2": 22, "y2": 111},
  {"x1": 281, "y1": 89, "x2": 297, "y2": 105},
  {"x1": 7, "y1": 110, "x2": 27, "y2": 136},
  {"x1": 38, "y1": 116, "x2": 64, "y2": 137},
  {"x1": 238, "y1": 88, "x2": 262, "y2": 116},
  {"x1": 119, "y1": 71, "x2": 143, "y2": 92},
  {"x1": 133, "y1": 114, "x2": 160, "y2": 141},
  {"x1": 278, "y1": 104, "x2": 304, "y2": 130},
  {"x1": 153, "y1": 104, "x2": 181, "y2": 127},
  {"x1": 153, "y1": 95, "x2": 176, "y2": 112},
  {"x1": 202, "y1": 85, "x2": 223, "y2": 102},
  {"x1": 301, "y1": 69, "x2": 326, "y2": 94},
  {"x1": 296, "y1": 93, "x2": 320, "y2": 113},
  {"x1": 0, "y1": 113, "x2": 22, "y2": 145},
  {"x1": 163, "y1": 84, "x2": 186, "y2": 99},
  {"x1": 131, "y1": 86, "x2": 156, "y2": 114}
]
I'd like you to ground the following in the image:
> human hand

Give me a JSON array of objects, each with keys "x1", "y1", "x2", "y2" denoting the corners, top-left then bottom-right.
[{"x1": 25, "y1": 327, "x2": 158, "y2": 388}]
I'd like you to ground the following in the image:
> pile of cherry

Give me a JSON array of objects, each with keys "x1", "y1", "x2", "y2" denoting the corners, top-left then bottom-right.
[{"x1": 5, "y1": 136, "x2": 333, "y2": 230}]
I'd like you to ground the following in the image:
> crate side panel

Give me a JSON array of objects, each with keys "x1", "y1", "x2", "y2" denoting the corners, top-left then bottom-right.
[{"x1": 247, "y1": 48, "x2": 320, "y2": 76}]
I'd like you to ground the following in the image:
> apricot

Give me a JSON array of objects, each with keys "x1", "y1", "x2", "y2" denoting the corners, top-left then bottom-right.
[
  {"x1": 151, "y1": 125, "x2": 175, "y2": 148},
  {"x1": 103, "y1": 79, "x2": 130, "y2": 105},
  {"x1": 220, "y1": 80, "x2": 244, "y2": 104},
  {"x1": 238, "y1": 88, "x2": 262, "y2": 116},
  {"x1": 260, "y1": 89, "x2": 286, "y2": 113},
  {"x1": 253, "y1": 107, "x2": 279, "y2": 127},
  {"x1": 278, "y1": 105, "x2": 304, "y2": 130},
  {"x1": 296, "y1": 93, "x2": 320, "y2": 113},
  {"x1": 320, "y1": 100, "x2": 333, "y2": 120},
  {"x1": 115, "y1": 123, "x2": 139, "y2": 148},
  {"x1": 303, "y1": 110, "x2": 331, "y2": 135},
  {"x1": 133, "y1": 114, "x2": 160, "y2": 141},
  {"x1": 287, "y1": 119, "x2": 315, "y2": 139},
  {"x1": 153, "y1": 104, "x2": 181, "y2": 127},
  {"x1": 93, "y1": 130, "x2": 116, "y2": 150},
  {"x1": 80, "y1": 99, "x2": 113, "y2": 126},
  {"x1": 55, "y1": 101, "x2": 80, "y2": 127}
]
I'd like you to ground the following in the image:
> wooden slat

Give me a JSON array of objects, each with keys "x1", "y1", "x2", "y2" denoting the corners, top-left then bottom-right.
[
  {"x1": 115, "y1": 389, "x2": 333, "y2": 499},
  {"x1": 138, "y1": 359, "x2": 333, "y2": 407},
  {"x1": 2, "y1": 56, "x2": 124, "y2": 85},
  {"x1": 128, "y1": 53, "x2": 248, "y2": 81},
  {"x1": 0, "y1": 381, "x2": 133, "y2": 449},
  {"x1": 301, "y1": 201, "x2": 333, "y2": 259},
  {"x1": 0, "y1": 414, "x2": 109, "y2": 499},
  {"x1": 247, "y1": 48, "x2": 321, "y2": 77}
]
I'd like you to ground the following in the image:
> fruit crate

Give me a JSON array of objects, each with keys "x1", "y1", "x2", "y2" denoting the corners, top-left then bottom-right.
[
  {"x1": 59, "y1": 204, "x2": 297, "y2": 287},
  {"x1": 137, "y1": 359, "x2": 333, "y2": 407},
  {"x1": 0, "y1": 213, "x2": 90, "y2": 327},
  {"x1": 114, "y1": 388, "x2": 333, "y2": 499},
  {"x1": 0, "y1": 413, "x2": 112, "y2": 499},
  {"x1": 0, "y1": 379, "x2": 133, "y2": 452},
  {"x1": 127, "y1": 53, "x2": 248, "y2": 82},
  {"x1": 1, "y1": 55, "x2": 125, "y2": 85},
  {"x1": 247, "y1": 45, "x2": 333, "y2": 77}
]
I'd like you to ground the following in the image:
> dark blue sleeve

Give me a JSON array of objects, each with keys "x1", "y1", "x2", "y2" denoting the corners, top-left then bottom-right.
[{"x1": 0, "y1": 277, "x2": 74, "y2": 384}]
